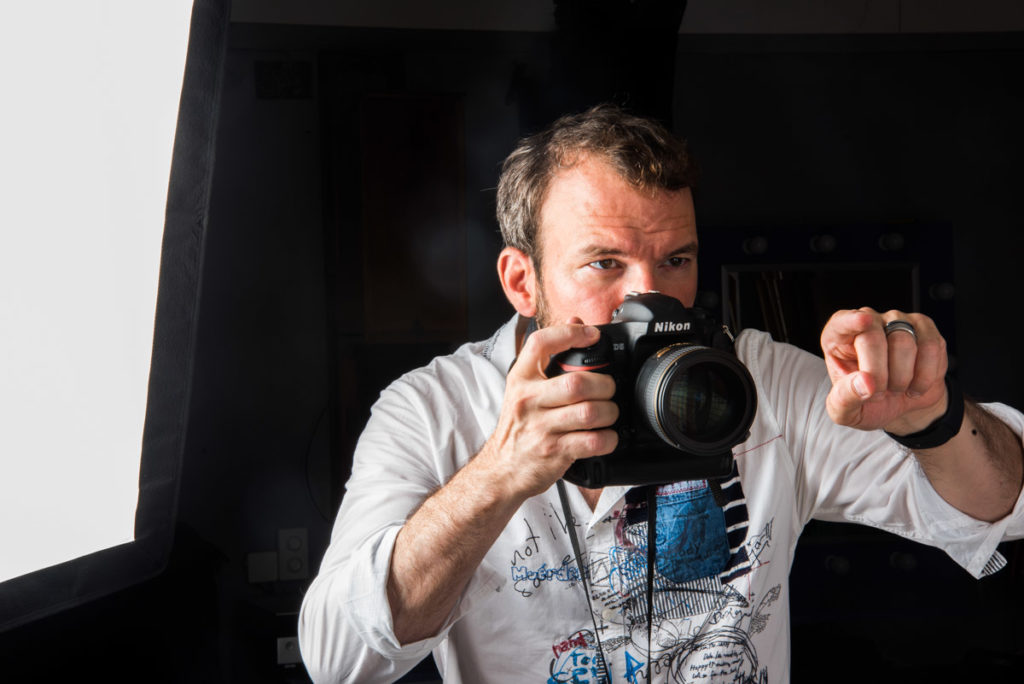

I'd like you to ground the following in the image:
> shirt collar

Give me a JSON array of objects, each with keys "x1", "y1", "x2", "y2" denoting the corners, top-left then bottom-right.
[{"x1": 487, "y1": 314, "x2": 530, "y2": 376}]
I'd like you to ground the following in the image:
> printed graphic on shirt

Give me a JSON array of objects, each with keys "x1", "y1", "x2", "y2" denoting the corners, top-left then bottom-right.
[
  {"x1": 638, "y1": 480, "x2": 731, "y2": 584},
  {"x1": 607, "y1": 463, "x2": 759, "y2": 619},
  {"x1": 510, "y1": 460, "x2": 779, "y2": 682},
  {"x1": 546, "y1": 582, "x2": 779, "y2": 683},
  {"x1": 544, "y1": 577, "x2": 774, "y2": 684},
  {"x1": 548, "y1": 630, "x2": 608, "y2": 684}
]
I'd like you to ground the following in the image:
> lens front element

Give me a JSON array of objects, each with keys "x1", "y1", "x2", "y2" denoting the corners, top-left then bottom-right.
[{"x1": 637, "y1": 344, "x2": 756, "y2": 455}]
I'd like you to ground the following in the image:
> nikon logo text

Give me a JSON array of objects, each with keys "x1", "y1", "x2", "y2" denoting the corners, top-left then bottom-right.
[{"x1": 654, "y1": 321, "x2": 691, "y2": 333}]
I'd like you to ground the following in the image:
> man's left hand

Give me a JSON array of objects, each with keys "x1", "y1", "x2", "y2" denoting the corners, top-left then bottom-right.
[{"x1": 820, "y1": 308, "x2": 949, "y2": 435}]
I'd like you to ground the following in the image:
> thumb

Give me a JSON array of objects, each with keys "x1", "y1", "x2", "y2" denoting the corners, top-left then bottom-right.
[
  {"x1": 826, "y1": 371, "x2": 874, "y2": 427},
  {"x1": 515, "y1": 323, "x2": 600, "y2": 379}
]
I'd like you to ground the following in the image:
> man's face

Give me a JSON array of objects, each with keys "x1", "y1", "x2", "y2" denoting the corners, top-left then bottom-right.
[{"x1": 532, "y1": 155, "x2": 699, "y2": 327}]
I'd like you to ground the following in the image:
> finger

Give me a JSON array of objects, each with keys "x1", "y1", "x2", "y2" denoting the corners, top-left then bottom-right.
[
  {"x1": 902, "y1": 314, "x2": 948, "y2": 398},
  {"x1": 850, "y1": 312, "x2": 888, "y2": 395},
  {"x1": 885, "y1": 334, "x2": 916, "y2": 393},
  {"x1": 821, "y1": 308, "x2": 877, "y2": 346},
  {"x1": 539, "y1": 369, "x2": 616, "y2": 408},
  {"x1": 544, "y1": 398, "x2": 620, "y2": 434},
  {"x1": 881, "y1": 310, "x2": 917, "y2": 394},
  {"x1": 820, "y1": 309, "x2": 877, "y2": 379},
  {"x1": 516, "y1": 323, "x2": 601, "y2": 379},
  {"x1": 557, "y1": 427, "x2": 619, "y2": 461}
]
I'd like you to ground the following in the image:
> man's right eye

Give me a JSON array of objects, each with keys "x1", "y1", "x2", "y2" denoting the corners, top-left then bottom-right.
[{"x1": 588, "y1": 259, "x2": 619, "y2": 270}]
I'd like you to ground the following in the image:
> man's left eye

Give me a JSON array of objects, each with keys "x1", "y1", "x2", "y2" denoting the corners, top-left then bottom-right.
[{"x1": 666, "y1": 256, "x2": 689, "y2": 267}]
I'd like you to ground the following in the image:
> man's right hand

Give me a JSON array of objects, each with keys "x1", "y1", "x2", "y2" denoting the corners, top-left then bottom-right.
[
  {"x1": 388, "y1": 321, "x2": 619, "y2": 645},
  {"x1": 476, "y1": 321, "x2": 620, "y2": 501}
]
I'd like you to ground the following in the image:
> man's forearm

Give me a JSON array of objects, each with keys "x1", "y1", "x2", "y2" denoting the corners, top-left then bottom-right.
[
  {"x1": 386, "y1": 443, "x2": 524, "y2": 645},
  {"x1": 914, "y1": 400, "x2": 1024, "y2": 522},
  {"x1": 385, "y1": 322, "x2": 617, "y2": 645}
]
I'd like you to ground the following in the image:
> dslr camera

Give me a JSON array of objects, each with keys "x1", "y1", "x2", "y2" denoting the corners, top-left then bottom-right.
[{"x1": 547, "y1": 292, "x2": 757, "y2": 488}]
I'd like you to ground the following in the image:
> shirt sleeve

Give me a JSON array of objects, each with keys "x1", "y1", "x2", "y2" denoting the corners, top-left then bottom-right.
[
  {"x1": 297, "y1": 370, "x2": 504, "y2": 684},
  {"x1": 739, "y1": 329, "x2": 1024, "y2": 579}
]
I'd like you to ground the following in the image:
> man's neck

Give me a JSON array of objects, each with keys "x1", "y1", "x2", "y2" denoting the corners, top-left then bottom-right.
[{"x1": 580, "y1": 486, "x2": 602, "y2": 511}]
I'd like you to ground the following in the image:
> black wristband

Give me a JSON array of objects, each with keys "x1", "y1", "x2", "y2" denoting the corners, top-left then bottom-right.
[{"x1": 885, "y1": 375, "x2": 965, "y2": 450}]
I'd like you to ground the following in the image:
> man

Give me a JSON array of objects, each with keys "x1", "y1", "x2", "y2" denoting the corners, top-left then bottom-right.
[{"x1": 299, "y1": 105, "x2": 1024, "y2": 683}]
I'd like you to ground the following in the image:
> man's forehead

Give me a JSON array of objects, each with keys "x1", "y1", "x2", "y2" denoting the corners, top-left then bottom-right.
[{"x1": 537, "y1": 186, "x2": 695, "y2": 246}]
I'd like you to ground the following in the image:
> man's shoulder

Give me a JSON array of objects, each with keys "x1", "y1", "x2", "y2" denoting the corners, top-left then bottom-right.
[
  {"x1": 381, "y1": 317, "x2": 516, "y2": 401},
  {"x1": 732, "y1": 328, "x2": 776, "y2": 370},
  {"x1": 733, "y1": 328, "x2": 771, "y2": 354},
  {"x1": 732, "y1": 328, "x2": 830, "y2": 405},
  {"x1": 362, "y1": 320, "x2": 515, "y2": 451},
  {"x1": 734, "y1": 328, "x2": 821, "y2": 368}
]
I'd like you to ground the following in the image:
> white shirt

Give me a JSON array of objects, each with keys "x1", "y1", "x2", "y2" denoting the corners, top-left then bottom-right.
[{"x1": 299, "y1": 316, "x2": 1024, "y2": 683}]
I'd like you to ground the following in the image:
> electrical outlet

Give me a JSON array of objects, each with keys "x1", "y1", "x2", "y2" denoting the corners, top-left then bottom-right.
[
  {"x1": 278, "y1": 528, "x2": 309, "y2": 580},
  {"x1": 277, "y1": 636, "x2": 302, "y2": 665}
]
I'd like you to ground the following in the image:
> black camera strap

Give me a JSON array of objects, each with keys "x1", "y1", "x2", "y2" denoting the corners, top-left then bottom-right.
[
  {"x1": 556, "y1": 479, "x2": 611, "y2": 684},
  {"x1": 556, "y1": 480, "x2": 659, "y2": 684},
  {"x1": 645, "y1": 486, "x2": 658, "y2": 682}
]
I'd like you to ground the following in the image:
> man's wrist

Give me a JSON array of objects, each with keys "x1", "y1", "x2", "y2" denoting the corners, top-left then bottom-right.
[
  {"x1": 467, "y1": 438, "x2": 535, "y2": 509},
  {"x1": 885, "y1": 375, "x2": 965, "y2": 450}
]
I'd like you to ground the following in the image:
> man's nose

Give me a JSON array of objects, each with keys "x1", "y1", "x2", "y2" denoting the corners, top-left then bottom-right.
[{"x1": 624, "y1": 266, "x2": 659, "y2": 295}]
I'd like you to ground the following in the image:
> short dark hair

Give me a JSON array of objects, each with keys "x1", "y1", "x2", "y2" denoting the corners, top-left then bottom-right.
[{"x1": 496, "y1": 104, "x2": 697, "y2": 262}]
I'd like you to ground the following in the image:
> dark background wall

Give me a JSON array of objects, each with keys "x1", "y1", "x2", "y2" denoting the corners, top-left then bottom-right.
[{"x1": 3, "y1": 8, "x2": 1024, "y2": 683}]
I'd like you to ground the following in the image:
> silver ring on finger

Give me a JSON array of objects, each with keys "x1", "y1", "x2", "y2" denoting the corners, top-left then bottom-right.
[{"x1": 884, "y1": 320, "x2": 917, "y2": 341}]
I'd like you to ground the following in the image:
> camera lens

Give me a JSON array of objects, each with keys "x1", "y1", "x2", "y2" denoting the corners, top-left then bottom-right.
[
  {"x1": 665, "y1": 364, "x2": 735, "y2": 440},
  {"x1": 636, "y1": 344, "x2": 756, "y2": 454}
]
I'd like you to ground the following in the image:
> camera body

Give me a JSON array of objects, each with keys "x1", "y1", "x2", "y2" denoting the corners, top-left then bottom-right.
[{"x1": 547, "y1": 292, "x2": 757, "y2": 488}]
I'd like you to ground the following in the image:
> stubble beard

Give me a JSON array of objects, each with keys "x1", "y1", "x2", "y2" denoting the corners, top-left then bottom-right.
[
  {"x1": 531, "y1": 255, "x2": 554, "y2": 329},
  {"x1": 534, "y1": 285, "x2": 553, "y2": 329}
]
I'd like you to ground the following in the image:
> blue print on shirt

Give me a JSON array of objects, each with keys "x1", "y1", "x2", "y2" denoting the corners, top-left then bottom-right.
[{"x1": 652, "y1": 483, "x2": 730, "y2": 584}]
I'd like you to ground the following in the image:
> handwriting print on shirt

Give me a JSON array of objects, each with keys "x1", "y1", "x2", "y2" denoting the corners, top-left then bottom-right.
[
  {"x1": 547, "y1": 630, "x2": 606, "y2": 684},
  {"x1": 508, "y1": 505, "x2": 584, "y2": 597}
]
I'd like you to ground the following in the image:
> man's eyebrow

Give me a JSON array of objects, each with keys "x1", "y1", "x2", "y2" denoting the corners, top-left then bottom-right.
[
  {"x1": 577, "y1": 245, "x2": 627, "y2": 259},
  {"x1": 666, "y1": 241, "x2": 699, "y2": 256},
  {"x1": 576, "y1": 241, "x2": 699, "y2": 259}
]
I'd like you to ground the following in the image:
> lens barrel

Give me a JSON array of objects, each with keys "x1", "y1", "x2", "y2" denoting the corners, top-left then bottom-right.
[{"x1": 635, "y1": 343, "x2": 756, "y2": 455}]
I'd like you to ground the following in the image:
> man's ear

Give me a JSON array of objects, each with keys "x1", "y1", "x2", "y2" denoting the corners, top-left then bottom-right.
[{"x1": 497, "y1": 246, "x2": 538, "y2": 318}]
